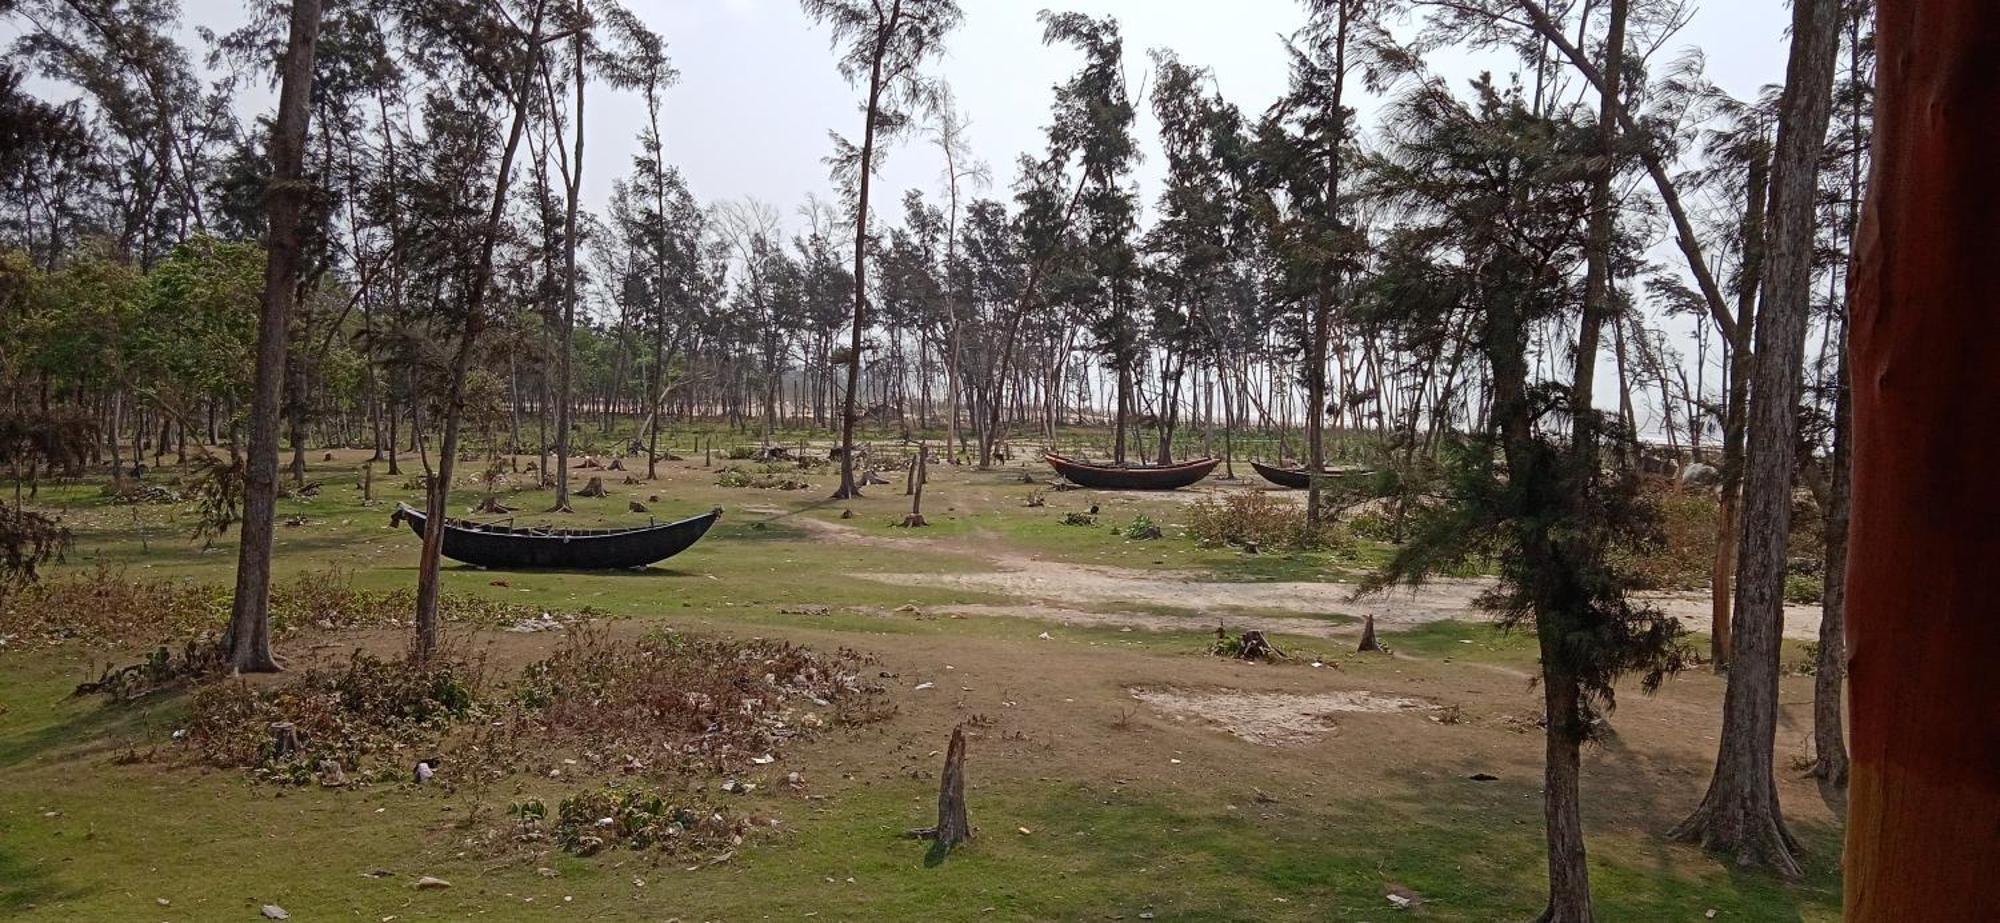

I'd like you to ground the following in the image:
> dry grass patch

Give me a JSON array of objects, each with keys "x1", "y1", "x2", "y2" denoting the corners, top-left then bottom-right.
[{"x1": 1129, "y1": 685, "x2": 1437, "y2": 746}]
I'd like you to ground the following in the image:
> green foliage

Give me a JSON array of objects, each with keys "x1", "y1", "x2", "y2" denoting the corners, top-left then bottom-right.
[
  {"x1": 0, "y1": 501, "x2": 68, "y2": 596},
  {"x1": 1186, "y1": 490, "x2": 1341, "y2": 551},
  {"x1": 182, "y1": 650, "x2": 487, "y2": 781},
  {"x1": 1784, "y1": 571, "x2": 1822, "y2": 606},
  {"x1": 1616, "y1": 486, "x2": 1719, "y2": 590},
  {"x1": 518, "y1": 787, "x2": 744, "y2": 857},
  {"x1": 129, "y1": 236, "x2": 262, "y2": 418},
  {"x1": 510, "y1": 625, "x2": 888, "y2": 774},
  {"x1": 1118, "y1": 513, "x2": 1162, "y2": 540}
]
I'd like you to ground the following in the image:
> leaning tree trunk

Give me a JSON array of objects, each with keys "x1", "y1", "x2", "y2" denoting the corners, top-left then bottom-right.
[
  {"x1": 1670, "y1": 0, "x2": 1840, "y2": 876},
  {"x1": 415, "y1": 1, "x2": 545, "y2": 660},
  {"x1": 1844, "y1": 2, "x2": 2000, "y2": 917},
  {"x1": 1712, "y1": 154, "x2": 1766, "y2": 671},
  {"x1": 833, "y1": 42, "x2": 889, "y2": 500},
  {"x1": 224, "y1": 0, "x2": 322, "y2": 674}
]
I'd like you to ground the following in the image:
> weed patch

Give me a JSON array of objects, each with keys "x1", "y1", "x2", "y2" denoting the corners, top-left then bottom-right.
[
  {"x1": 506, "y1": 625, "x2": 889, "y2": 778},
  {"x1": 1186, "y1": 491, "x2": 1345, "y2": 551}
]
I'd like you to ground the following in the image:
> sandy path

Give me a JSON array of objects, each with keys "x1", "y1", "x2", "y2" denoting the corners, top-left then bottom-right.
[{"x1": 786, "y1": 515, "x2": 1821, "y2": 641}]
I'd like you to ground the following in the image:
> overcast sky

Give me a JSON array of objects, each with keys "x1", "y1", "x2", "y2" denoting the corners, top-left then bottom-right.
[
  {"x1": 15, "y1": 1, "x2": 1795, "y2": 236},
  {"x1": 14, "y1": 0, "x2": 1798, "y2": 427},
  {"x1": 619, "y1": 0, "x2": 1793, "y2": 233}
]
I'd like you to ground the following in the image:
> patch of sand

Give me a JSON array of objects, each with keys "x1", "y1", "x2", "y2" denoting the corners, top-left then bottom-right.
[
  {"x1": 1129, "y1": 686, "x2": 1437, "y2": 746},
  {"x1": 787, "y1": 516, "x2": 1822, "y2": 640}
]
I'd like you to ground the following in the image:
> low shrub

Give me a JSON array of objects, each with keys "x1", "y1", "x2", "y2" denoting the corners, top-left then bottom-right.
[
  {"x1": 715, "y1": 464, "x2": 811, "y2": 490},
  {"x1": 1784, "y1": 571, "x2": 1823, "y2": 606},
  {"x1": 510, "y1": 787, "x2": 748, "y2": 857},
  {"x1": 182, "y1": 650, "x2": 488, "y2": 784},
  {"x1": 505, "y1": 625, "x2": 888, "y2": 776},
  {"x1": 1186, "y1": 490, "x2": 1343, "y2": 551},
  {"x1": 0, "y1": 566, "x2": 575, "y2": 650},
  {"x1": 1617, "y1": 487, "x2": 1719, "y2": 590},
  {"x1": 1118, "y1": 514, "x2": 1162, "y2": 540}
]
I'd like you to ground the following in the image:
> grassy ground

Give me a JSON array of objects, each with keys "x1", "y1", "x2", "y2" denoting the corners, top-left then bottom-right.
[{"x1": 0, "y1": 445, "x2": 1843, "y2": 921}]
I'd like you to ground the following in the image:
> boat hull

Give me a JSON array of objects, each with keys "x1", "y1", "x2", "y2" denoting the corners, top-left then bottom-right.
[
  {"x1": 394, "y1": 503, "x2": 720, "y2": 570},
  {"x1": 1249, "y1": 461, "x2": 1374, "y2": 491},
  {"x1": 1044, "y1": 454, "x2": 1219, "y2": 491}
]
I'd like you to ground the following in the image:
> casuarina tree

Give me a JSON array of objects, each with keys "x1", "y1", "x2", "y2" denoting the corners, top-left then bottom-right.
[
  {"x1": 798, "y1": 0, "x2": 962, "y2": 499},
  {"x1": 224, "y1": 0, "x2": 323, "y2": 674}
]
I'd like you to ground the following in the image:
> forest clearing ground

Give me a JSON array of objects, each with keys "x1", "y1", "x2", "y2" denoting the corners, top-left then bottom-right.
[{"x1": 0, "y1": 446, "x2": 1842, "y2": 921}]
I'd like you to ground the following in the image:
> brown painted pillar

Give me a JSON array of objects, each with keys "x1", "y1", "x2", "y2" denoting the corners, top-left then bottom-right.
[{"x1": 1845, "y1": 1, "x2": 2000, "y2": 917}]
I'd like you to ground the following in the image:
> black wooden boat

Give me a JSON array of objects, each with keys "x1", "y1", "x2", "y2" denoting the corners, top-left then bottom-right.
[
  {"x1": 1249, "y1": 461, "x2": 1375, "y2": 490},
  {"x1": 1044, "y1": 453, "x2": 1220, "y2": 491},
  {"x1": 392, "y1": 502, "x2": 721, "y2": 570}
]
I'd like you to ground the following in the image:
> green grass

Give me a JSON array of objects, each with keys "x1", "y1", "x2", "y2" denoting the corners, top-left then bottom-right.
[
  {"x1": 0, "y1": 652, "x2": 1841, "y2": 921},
  {"x1": 0, "y1": 451, "x2": 1842, "y2": 921}
]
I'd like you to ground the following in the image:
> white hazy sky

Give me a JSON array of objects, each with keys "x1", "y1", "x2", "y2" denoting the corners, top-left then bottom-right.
[
  {"x1": 611, "y1": 0, "x2": 1792, "y2": 230},
  {"x1": 131, "y1": 0, "x2": 1793, "y2": 234}
]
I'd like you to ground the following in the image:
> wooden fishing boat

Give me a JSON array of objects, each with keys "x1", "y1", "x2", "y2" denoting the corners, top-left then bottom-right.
[
  {"x1": 1043, "y1": 453, "x2": 1220, "y2": 491},
  {"x1": 392, "y1": 503, "x2": 721, "y2": 570},
  {"x1": 1249, "y1": 461, "x2": 1375, "y2": 490}
]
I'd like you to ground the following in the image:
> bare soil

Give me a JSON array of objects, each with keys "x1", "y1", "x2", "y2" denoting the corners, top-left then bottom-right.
[{"x1": 792, "y1": 516, "x2": 1822, "y2": 640}]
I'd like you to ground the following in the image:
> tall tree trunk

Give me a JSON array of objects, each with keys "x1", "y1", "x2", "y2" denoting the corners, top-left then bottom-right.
[
  {"x1": 1538, "y1": 671, "x2": 1593, "y2": 923},
  {"x1": 1305, "y1": 2, "x2": 1351, "y2": 529},
  {"x1": 834, "y1": 4, "x2": 901, "y2": 499},
  {"x1": 1713, "y1": 153, "x2": 1768, "y2": 670},
  {"x1": 1670, "y1": 0, "x2": 1841, "y2": 876},
  {"x1": 1845, "y1": 4, "x2": 2000, "y2": 915},
  {"x1": 224, "y1": 0, "x2": 322, "y2": 674},
  {"x1": 1809, "y1": 331, "x2": 1851, "y2": 787},
  {"x1": 550, "y1": 10, "x2": 586, "y2": 512},
  {"x1": 415, "y1": 2, "x2": 546, "y2": 660}
]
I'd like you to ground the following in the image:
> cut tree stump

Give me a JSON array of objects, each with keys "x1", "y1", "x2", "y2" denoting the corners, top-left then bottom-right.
[
  {"x1": 1357, "y1": 615, "x2": 1388, "y2": 653},
  {"x1": 576, "y1": 476, "x2": 607, "y2": 498},
  {"x1": 474, "y1": 496, "x2": 516, "y2": 514},
  {"x1": 907, "y1": 725, "x2": 972, "y2": 854},
  {"x1": 628, "y1": 500, "x2": 649, "y2": 513},
  {"x1": 1238, "y1": 630, "x2": 1283, "y2": 660},
  {"x1": 899, "y1": 444, "x2": 930, "y2": 527},
  {"x1": 269, "y1": 722, "x2": 301, "y2": 759}
]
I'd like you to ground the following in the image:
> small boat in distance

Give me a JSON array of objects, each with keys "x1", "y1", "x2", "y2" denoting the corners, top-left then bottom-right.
[
  {"x1": 392, "y1": 502, "x2": 721, "y2": 570},
  {"x1": 1043, "y1": 453, "x2": 1220, "y2": 491},
  {"x1": 1249, "y1": 461, "x2": 1376, "y2": 490}
]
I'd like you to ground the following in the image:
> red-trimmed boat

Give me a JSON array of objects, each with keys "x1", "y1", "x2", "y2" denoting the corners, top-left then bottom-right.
[{"x1": 1044, "y1": 453, "x2": 1220, "y2": 491}]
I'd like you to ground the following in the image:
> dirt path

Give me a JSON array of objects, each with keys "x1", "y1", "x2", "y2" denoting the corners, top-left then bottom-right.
[{"x1": 787, "y1": 515, "x2": 1821, "y2": 641}]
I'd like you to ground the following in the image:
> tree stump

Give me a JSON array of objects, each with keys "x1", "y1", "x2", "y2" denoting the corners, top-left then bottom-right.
[
  {"x1": 628, "y1": 500, "x2": 649, "y2": 513},
  {"x1": 1357, "y1": 614, "x2": 1388, "y2": 653},
  {"x1": 269, "y1": 722, "x2": 301, "y2": 759},
  {"x1": 1239, "y1": 630, "x2": 1282, "y2": 660},
  {"x1": 576, "y1": 476, "x2": 607, "y2": 498},
  {"x1": 906, "y1": 725, "x2": 971, "y2": 853},
  {"x1": 474, "y1": 496, "x2": 516, "y2": 514},
  {"x1": 900, "y1": 445, "x2": 930, "y2": 528},
  {"x1": 608, "y1": 457, "x2": 625, "y2": 471}
]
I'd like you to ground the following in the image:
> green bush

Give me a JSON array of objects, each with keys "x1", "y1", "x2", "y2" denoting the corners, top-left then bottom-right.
[
  {"x1": 1617, "y1": 487, "x2": 1720, "y2": 590},
  {"x1": 1185, "y1": 490, "x2": 1343, "y2": 551},
  {"x1": 1784, "y1": 571, "x2": 1823, "y2": 606}
]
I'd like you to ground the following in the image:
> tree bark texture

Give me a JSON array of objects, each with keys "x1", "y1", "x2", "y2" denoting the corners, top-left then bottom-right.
[
  {"x1": 1843, "y1": 1, "x2": 2000, "y2": 916},
  {"x1": 224, "y1": 0, "x2": 323, "y2": 674},
  {"x1": 1671, "y1": 0, "x2": 1841, "y2": 877}
]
